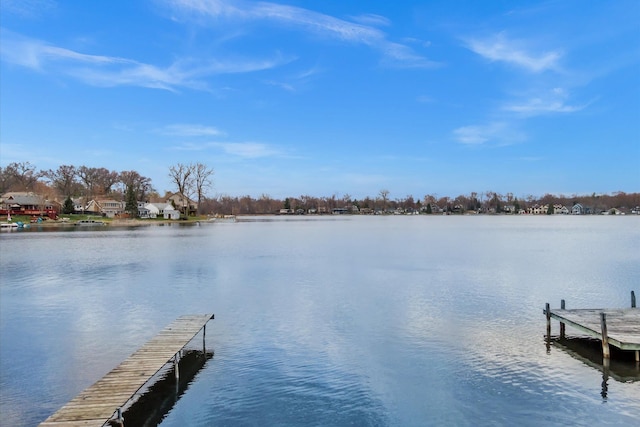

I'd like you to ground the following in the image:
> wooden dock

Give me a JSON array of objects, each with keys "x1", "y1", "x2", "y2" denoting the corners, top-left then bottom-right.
[
  {"x1": 39, "y1": 314, "x2": 214, "y2": 427},
  {"x1": 544, "y1": 292, "x2": 639, "y2": 362}
]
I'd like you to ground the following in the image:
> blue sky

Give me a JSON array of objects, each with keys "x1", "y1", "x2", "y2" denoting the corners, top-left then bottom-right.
[{"x1": 1, "y1": 0, "x2": 639, "y2": 200}]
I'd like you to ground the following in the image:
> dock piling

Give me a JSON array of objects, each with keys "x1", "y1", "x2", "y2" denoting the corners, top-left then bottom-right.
[
  {"x1": 560, "y1": 299, "x2": 566, "y2": 339},
  {"x1": 545, "y1": 303, "x2": 551, "y2": 351},
  {"x1": 600, "y1": 312, "x2": 610, "y2": 359},
  {"x1": 545, "y1": 303, "x2": 551, "y2": 333},
  {"x1": 174, "y1": 353, "x2": 180, "y2": 381},
  {"x1": 632, "y1": 291, "x2": 636, "y2": 308}
]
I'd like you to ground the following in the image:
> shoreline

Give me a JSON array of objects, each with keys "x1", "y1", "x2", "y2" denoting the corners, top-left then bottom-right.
[{"x1": 2, "y1": 212, "x2": 637, "y2": 232}]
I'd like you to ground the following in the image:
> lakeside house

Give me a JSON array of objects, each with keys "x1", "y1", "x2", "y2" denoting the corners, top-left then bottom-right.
[
  {"x1": 85, "y1": 199, "x2": 125, "y2": 218},
  {"x1": 572, "y1": 203, "x2": 587, "y2": 215},
  {"x1": 140, "y1": 202, "x2": 180, "y2": 219},
  {"x1": 166, "y1": 192, "x2": 198, "y2": 216},
  {"x1": 0, "y1": 192, "x2": 60, "y2": 218}
]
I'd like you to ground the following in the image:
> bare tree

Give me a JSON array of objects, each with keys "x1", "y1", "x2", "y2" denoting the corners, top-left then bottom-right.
[
  {"x1": 120, "y1": 170, "x2": 153, "y2": 201},
  {"x1": 342, "y1": 193, "x2": 352, "y2": 208},
  {"x1": 45, "y1": 165, "x2": 79, "y2": 197},
  {"x1": 168, "y1": 163, "x2": 194, "y2": 215},
  {"x1": 193, "y1": 163, "x2": 214, "y2": 215},
  {"x1": 2, "y1": 162, "x2": 40, "y2": 191},
  {"x1": 379, "y1": 189, "x2": 390, "y2": 212},
  {"x1": 77, "y1": 166, "x2": 119, "y2": 199}
]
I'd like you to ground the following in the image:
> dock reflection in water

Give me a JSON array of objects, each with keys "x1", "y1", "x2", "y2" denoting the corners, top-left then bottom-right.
[
  {"x1": 122, "y1": 349, "x2": 214, "y2": 427},
  {"x1": 550, "y1": 337, "x2": 640, "y2": 400}
]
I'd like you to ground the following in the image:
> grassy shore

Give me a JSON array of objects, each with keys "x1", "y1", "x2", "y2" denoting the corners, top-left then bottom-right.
[{"x1": 2, "y1": 214, "x2": 208, "y2": 227}]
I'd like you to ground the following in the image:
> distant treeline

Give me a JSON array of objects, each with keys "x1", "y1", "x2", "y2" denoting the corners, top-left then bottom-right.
[
  {"x1": 1, "y1": 161, "x2": 637, "y2": 215},
  {"x1": 201, "y1": 191, "x2": 640, "y2": 215}
]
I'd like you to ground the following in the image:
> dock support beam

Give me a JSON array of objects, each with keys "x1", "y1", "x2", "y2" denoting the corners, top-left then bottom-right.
[
  {"x1": 173, "y1": 353, "x2": 180, "y2": 381},
  {"x1": 632, "y1": 291, "x2": 636, "y2": 308},
  {"x1": 203, "y1": 324, "x2": 206, "y2": 354},
  {"x1": 600, "y1": 312, "x2": 610, "y2": 359},
  {"x1": 560, "y1": 299, "x2": 566, "y2": 339},
  {"x1": 545, "y1": 303, "x2": 551, "y2": 332},
  {"x1": 545, "y1": 303, "x2": 551, "y2": 352}
]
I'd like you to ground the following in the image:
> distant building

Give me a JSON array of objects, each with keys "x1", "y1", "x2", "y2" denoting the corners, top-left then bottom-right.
[
  {"x1": 143, "y1": 203, "x2": 180, "y2": 219},
  {"x1": 571, "y1": 203, "x2": 584, "y2": 215},
  {"x1": 554, "y1": 204, "x2": 569, "y2": 214},
  {"x1": 0, "y1": 192, "x2": 59, "y2": 218},
  {"x1": 86, "y1": 199, "x2": 124, "y2": 218},
  {"x1": 166, "y1": 193, "x2": 198, "y2": 216}
]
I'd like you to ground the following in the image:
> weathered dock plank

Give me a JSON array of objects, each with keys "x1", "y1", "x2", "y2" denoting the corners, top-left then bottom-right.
[{"x1": 39, "y1": 314, "x2": 213, "y2": 427}]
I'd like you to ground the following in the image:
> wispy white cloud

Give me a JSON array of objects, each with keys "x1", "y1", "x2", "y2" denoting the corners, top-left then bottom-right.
[
  {"x1": 453, "y1": 122, "x2": 524, "y2": 145},
  {"x1": 350, "y1": 13, "x2": 391, "y2": 27},
  {"x1": 518, "y1": 156, "x2": 543, "y2": 162},
  {"x1": 264, "y1": 80, "x2": 295, "y2": 92},
  {"x1": 0, "y1": 29, "x2": 290, "y2": 90},
  {"x1": 2, "y1": 0, "x2": 56, "y2": 19},
  {"x1": 163, "y1": 123, "x2": 280, "y2": 158},
  {"x1": 165, "y1": 0, "x2": 438, "y2": 68},
  {"x1": 465, "y1": 32, "x2": 562, "y2": 73},
  {"x1": 295, "y1": 66, "x2": 324, "y2": 80},
  {"x1": 212, "y1": 142, "x2": 279, "y2": 158},
  {"x1": 0, "y1": 30, "x2": 130, "y2": 70},
  {"x1": 160, "y1": 124, "x2": 225, "y2": 137},
  {"x1": 503, "y1": 87, "x2": 590, "y2": 116}
]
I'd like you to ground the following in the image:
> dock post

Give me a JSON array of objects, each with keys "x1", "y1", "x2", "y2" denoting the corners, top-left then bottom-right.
[
  {"x1": 560, "y1": 299, "x2": 566, "y2": 339},
  {"x1": 545, "y1": 303, "x2": 551, "y2": 351},
  {"x1": 600, "y1": 312, "x2": 610, "y2": 359},
  {"x1": 545, "y1": 303, "x2": 551, "y2": 334},
  {"x1": 107, "y1": 407, "x2": 124, "y2": 427},
  {"x1": 174, "y1": 353, "x2": 180, "y2": 381},
  {"x1": 203, "y1": 324, "x2": 206, "y2": 354},
  {"x1": 632, "y1": 291, "x2": 636, "y2": 308}
]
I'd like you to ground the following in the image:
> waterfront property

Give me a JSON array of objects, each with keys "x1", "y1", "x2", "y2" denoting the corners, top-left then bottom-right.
[{"x1": 38, "y1": 314, "x2": 214, "y2": 427}]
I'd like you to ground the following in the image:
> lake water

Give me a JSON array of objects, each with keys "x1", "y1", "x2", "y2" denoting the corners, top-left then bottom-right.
[{"x1": 1, "y1": 216, "x2": 639, "y2": 426}]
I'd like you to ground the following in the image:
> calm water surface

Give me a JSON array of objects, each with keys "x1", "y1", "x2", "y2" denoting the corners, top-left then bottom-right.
[{"x1": 1, "y1": 216, "x2": 639, "y2": 426}]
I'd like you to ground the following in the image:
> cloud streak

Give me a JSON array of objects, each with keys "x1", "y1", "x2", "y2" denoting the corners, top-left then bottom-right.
[
  {"x1": 159, "y1": 124, "x2": 226, "y2": 137},
  {"x1": 162, "y1": 122, "x2": 280, "y2": 158},
  {"x1": 2, "y1": 0, "x2": 56, "y2": 19},
  {"x1": 165, "y1": 0, "x2": 438, "y2": 68},
  {"x1": 212, "y1": 142, "x2": 279, "y2": 158},
  {"x1": 465, "y1": 32, "x2": 562, "y2": 73},
  {"x1": 453, "y1": 122, "x2": 524, "y2": 146},
  {"x1": 503, "y1": 88, "x2": 589, "y2": 116},
  {"x1": 0, "y1": 29, "x2": 290, "y2": 91}
]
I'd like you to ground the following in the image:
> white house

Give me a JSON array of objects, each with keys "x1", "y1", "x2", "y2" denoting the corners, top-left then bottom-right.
[
  {"x1": 554, "y1": 204, "x2": 569, "y2": 214},
  {"x1": 528, "y1": 204, "x2": 545, "y2": 214},
  {"x1": 144, "y1": 203, "x2": 180, "y2": 219},
  {"x1": 137, "y1": 201, "x2": 151, "y2": 219},
  {"x1": 571, "y1": 203, "x2": 584, "y2": 215}
]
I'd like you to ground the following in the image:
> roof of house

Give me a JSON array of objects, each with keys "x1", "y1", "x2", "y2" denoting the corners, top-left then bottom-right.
[{"x1": 1, "y1": 192, "x2": 53, "y2": 206}]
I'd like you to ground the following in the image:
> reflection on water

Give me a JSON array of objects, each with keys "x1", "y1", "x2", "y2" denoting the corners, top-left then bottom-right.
[
  {"x1": 123, "y1": 349, "x2": 214, "y2": 427},
  {"x1": 550, "y1": 337, "x2": 640, "y2": 397},
  {"x1": 552, "y1": 338, "x2": 640, "y2": 379},
  {"x1": 1, "y1": 216, "x2": 639, "y2": 426}
]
